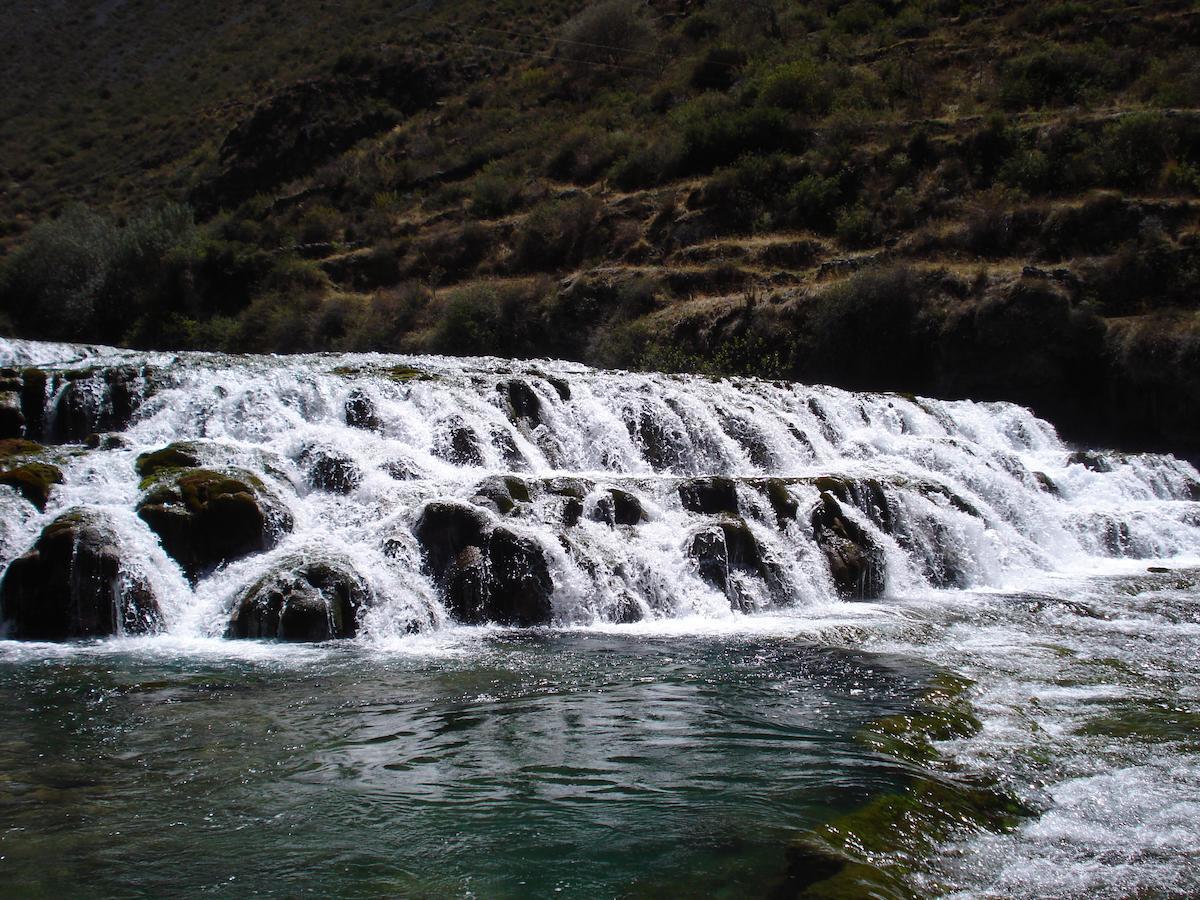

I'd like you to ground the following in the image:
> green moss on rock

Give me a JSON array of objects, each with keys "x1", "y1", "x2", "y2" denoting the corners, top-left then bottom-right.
[{"x1": 0, "y1": 462, "x2": 64, "y2": 511}]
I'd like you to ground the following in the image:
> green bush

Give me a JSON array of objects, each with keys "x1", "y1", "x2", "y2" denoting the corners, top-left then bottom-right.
[
  {"x1": 753, "y1": 58, "x2": 833, "y2": 116},
  {"x1": 998, "y1": 148, "x2": 1054, "y2": 194},
  {"x1": 998, "y1": 43, "x2": 1131, "y2": 110},
  {"x1": 1093, "y1": 112, "x2": 1171, "y2": 191},
  {"x1": 671, "y1": 95, "x2": 795, "y2": 173},
  {"x1": 785, "y1": 174, "x2": 842, "y2": 231},
  {"x1": 429, "y1": 281, "x2": 549, "y2": 357},
  {"x1": 558, "y1": 1, "x2": 652, "y2": 68},
  {"x1": 835, "y1": 204, "x2": 881, "y2": 248},
  {"x1": 511, "y1": 195, "x2": 601, "y2": 271},
  {"x1": 470, "y1": 171, "x2": 523, "y2": 218}
]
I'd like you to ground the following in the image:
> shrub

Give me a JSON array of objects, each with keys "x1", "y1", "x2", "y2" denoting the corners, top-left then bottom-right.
[
  {"x1": 671, "y1": 95, "x2": 795, "y2": 173},
  {"x1": 835, "y1": 204, "x2": 881, "y2": 248},
  {"x1": 998, "y1": 43, "x2": 1131, "y2": 110},
  {"x1": 511, "y1": 195, "x2": 601, "y2": 271},
  {"x1": 785, "y1": 174, "x2": 842, "y2": 231},
  {"x1": 559, "y1": 1, "x2": 652, "y2": 68},
  {"x1": 998, "y1": 148, "x2": 1054, "y2": 194},
  {"x1": 833, "y1": 1, "x2": 887, "y2": 35},
  {"x1": 429, "y1": 281, "x2": 549, "y2": 357},
  {"x1": 1093, "y1": 112, "x2": 1171, "y2": 191},
  {"x1": 690, "y1": 47, "x2": 747, "y2": 92},
  {"x1": 753, "y1": 58, "x2": 833, "y2": 116},
  {"x1": 470, "y1": 171, "x2": 520, "y2": 217}
]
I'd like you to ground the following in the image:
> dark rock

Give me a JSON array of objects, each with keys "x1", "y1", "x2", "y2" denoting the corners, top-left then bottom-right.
[
  {"x1": 85, "y1": 433, "x2": 130, "y2": 450},
  {"x1": 413, "y1": 501, "x2": 490, "y2": 576},
  {"x1": 303, "y1": 446, "x2": 362, "y2": 494},
  {"x1": 627, "y1": 409, "x2": 684, "y2": 472},
  {"x1": 546, "y1": 376, "x2": 571, "y2": 402},
  {"x1": 590, "y1": 488, "x2": 645, "y2": 526},
  {"x1": 344, "y1": 387, "x2": 381, "y2": 430},
  {"x1": 687, "y1": 520, "x2": 772, "y2": 612},
  {"x1": 47, "y1": 366, "x2": 147, "y2": 443},
  {"x1": 0, "y1": 462, "x2": 63, "y2": 512},
  {"x1": 679, "y1": 476, "x2": 739, "y2": 515},
  {"x1": 1032, "y1": 471, "x2": 1060, "y2": 495},
  {"x1": 18, "y1": 369, "x2": 47, "y2": 440},
  {"x1": 382, "y1": 459, "x2": 422, "y2": 480},
  {"x1": 228, "y1": 561, "x2": 368, "y2": 641},
  {"x1": 413, "y1": 502, "x2": 553, "y2": 626},
  {"x1": 0, "y1": 390, "x2": 23, "y2": 439},
  {"x1": 561, "y1": 496, "x2": 584, "y2": 527},
  {"x1": 499, "y1": 380, "x2": 542, "y2": 425},
  {"x1": 481, "y1": 528, "x2": 554, "y2": 626},
  {"x1": 434, "y1": 421, "x2": 485, "y2": 467},
  {"x1": 811, "y1": 492, "x2": 886, "y2": 599},
  {"x1": 135, "y1": 442, "x2": 204, "y2": 478},
  {"x1": 473, "y1": 475, "x2": 525, "y2": 515},
  {"x1": 1067, "y1": 450, "x2": 1113, "y2": 473},
  {"x1": 0, "y1": 509, "x2": 161, "y2": 640},
  {"x1": 137, "y1": 469, "x2": 292, "y2": 581},
  {"x1": 763, "y1": 479, "x2": 799, "y2": 526}
]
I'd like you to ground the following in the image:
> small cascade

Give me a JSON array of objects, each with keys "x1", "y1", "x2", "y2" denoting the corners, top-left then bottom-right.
[{"x1": 1, "y1": 337, "x2": 1198, "y2": 642}]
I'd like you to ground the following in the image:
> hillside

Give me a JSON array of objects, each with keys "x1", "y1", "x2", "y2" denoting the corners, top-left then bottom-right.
[{"x1": 2, "y1": 0, "x2": 1199, "y2": 454}]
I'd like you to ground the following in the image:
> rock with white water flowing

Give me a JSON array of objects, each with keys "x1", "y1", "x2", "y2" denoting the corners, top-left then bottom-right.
[
  {"x1": 0, "y1": 336, "x2": 1195, "y2": 640},
  {"x1": 0, "y1": 508, "x2": 161, "y2": 639}
]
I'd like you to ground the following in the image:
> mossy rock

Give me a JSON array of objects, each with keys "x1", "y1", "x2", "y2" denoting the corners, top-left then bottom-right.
[
  {"x1": 0, "y1": 439, "x2": 43, "y2": 461},
  {"x1": 135, "y1": 442, "x2": 205, "y2": 478},
  {"x1": 137, "y1": 468, "x2": 292, "y2": 581},
  {"x1": 0, "y1": 462, "x2": 64, "y2": 511}
]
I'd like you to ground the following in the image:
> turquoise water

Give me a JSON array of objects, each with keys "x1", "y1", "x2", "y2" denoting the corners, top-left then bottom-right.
[{"x1": 0, "y1": 631, "x2": 931, "y2": 898}]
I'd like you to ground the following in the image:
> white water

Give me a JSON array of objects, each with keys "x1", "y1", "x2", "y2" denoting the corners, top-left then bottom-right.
[{"x1": 2, "y1": 337, "x2": 1199, "y2": 897}]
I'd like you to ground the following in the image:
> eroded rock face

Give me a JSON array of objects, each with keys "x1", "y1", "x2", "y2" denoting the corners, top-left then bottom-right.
[
  {"x1": 414, "y1": 501, "x2": 554, "y2": 626},
  {"x1": 228, "y1": 561, "x2": 369, "y2": 641},
  {"x1": 810, "y1": 492, "x2": 886, "y2": 599},
  {"x1": 137, "y1": 468, "x2": 292, "y2": 581},
  {"x1": 0, "y1": 509, "x2": 161, "y2": 640}
]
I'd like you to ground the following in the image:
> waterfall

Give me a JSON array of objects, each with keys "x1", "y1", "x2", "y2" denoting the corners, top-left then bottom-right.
[{"x1": 1, "y1": 337, "x2": 1198, "y2": 642}]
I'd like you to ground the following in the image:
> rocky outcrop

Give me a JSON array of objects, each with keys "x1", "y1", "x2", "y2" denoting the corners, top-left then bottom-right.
[
  {"x1": 433, "y1": 419, "x2": 485, "y2": 467},
  {"x1": 227, "y1": 560, "x2": 369, "y2": 641},
  {"x1": 137, "y1": 468, "x2": 292, "y2": 580},
  {"x1": 192, "y1": 53, "x2": 457, "y2": 212},
  {"x1": 344, "y1": 387, "x2": 380, "y2": 431},
  {"x1": 0, "y1": 509, "x2": 161, "y2": 640},
  {"x1": 414, "y1": 501, "x2": 554, "y2": 625},
  {"x1": 811, "y1": 492, "x2": 886, "y2": 599}
]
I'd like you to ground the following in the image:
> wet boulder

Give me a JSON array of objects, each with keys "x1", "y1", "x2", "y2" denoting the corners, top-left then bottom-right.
[
  {"x1": 1067, "y1": 450, "x2": 1113, "y2": 473},
  {"x1": 472, "y1": 476, "x2": 532, "y2": 516},
  {"x1": 0, "y1": 462, "x2": 63, "y2": 512},
  {"x1": 0, "y1": 386, "x2": 23, "y2": 439},
  {"x1": 589, "y1": 488, "x2": 645, "y2": 526},
  {"x1": 228, "y1": 560, "x2": 369, "y2": 641},
  {"x1": 137, "y1": 469, "x2": 292, "y2": 581},
  {"x1": 344, "y1": 387, "x2": 381, "y2": 431},
  {"x1": 0, "y1": 509, "x2": 161, "y2": 640},
  {"x1": 687, "y1": 520, "x2": 774, "y2": 612},
  {"x1": 476, "y1": 527, "x2": 554, "y2": 626},
  {"x1": 46, "y1": 366, "x2": 148, "y2": 443},
  {"x1": 811, "y1": 492, "x2": 886, "y2": 599},
  {"x1": 679, "y1": 476, "x2": 739, "y2": 515},
  {"x1": 433, "y1": 420, "x2": 485, "y2": 467},
  {"x1": 413, "y1": 502, "x2": 554, "y2": 626},
  {"x1": 413, "y1": 501, "x2": 490, "y2": 575},
  {"x1": 135, "y1": 442, "x2": 205, "y2": 478},
  {"x1": 302, "y1": 446, "x2": 362, "y2": 494},
  {"x1": 498, "y1": 380, "x2": 543, "y2": 426},
  {"x1": 763, "y1": 479, "x2": 799, "y2": 526}
]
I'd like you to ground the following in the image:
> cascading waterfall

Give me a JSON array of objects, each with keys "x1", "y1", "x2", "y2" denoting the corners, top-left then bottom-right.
[{"x1": 1, "y1": 336, "x2": 1197, "y2": 642}]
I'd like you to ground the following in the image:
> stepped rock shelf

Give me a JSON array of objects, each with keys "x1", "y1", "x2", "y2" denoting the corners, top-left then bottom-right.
[{"x1": 1, "y1": 337, "x2": 1198, "y2": 642}]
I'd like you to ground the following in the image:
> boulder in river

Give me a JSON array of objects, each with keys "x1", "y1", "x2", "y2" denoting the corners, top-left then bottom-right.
[
  {"x1": 228, "y1": 560, "x2": 369, "y2": 641},
  {"x1": 589, "y1": 488, "x2": 645, "y2": 526},
  {"x1": 137, "y1": 468, "x2": 292, "y2": 581},
  {"x1": 414, "y1": 501, "x2": 554, "y2": 625},
  {"x1": 811, "y1": 492, "x2": 886, "y2": 599},
  {"x1": 687, "y1": 519, "x2": 776, "y2": 611},
  {"x1": 344, "y1": 387, "x2": 381, "y2": 431},
  {"x1": 0, "y1": 461, "x2": 63, "y2": 512},
  {"x1": 301, "y1": 445, "x2": 362, "y2": 494},
  {"x1": 0, "y1": 509, "x2": 161, "y2": 640}
]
